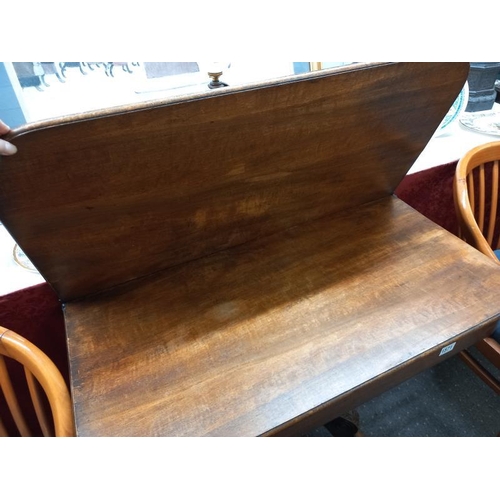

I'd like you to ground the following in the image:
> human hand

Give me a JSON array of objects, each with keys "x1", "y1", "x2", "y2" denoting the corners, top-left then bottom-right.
[{"x1": 0, "y1": 119, "x2": 17, "y2": 155}]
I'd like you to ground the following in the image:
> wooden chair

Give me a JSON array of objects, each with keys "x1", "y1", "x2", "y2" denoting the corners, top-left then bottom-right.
[
  {"x1": 0, "y1": 327, "x2": 75, "y2": 436},
  {"x1": 454, "y1": 141, "x2": 500, "y2": 394}
]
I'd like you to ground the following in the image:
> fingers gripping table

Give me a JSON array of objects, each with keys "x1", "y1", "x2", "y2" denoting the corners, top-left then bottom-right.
[{"x1": 1, "y1": 62, "x2": 499, "y2": 436}]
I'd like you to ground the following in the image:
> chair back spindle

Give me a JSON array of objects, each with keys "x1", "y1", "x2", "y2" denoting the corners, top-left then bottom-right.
[
  {"x1": 25, "y1": 367, "x2": 54, "y2": 437},
  {"x1": 0, "y1": 355, "x2": 32, "y2": 436},
  {"x1": 477, "y1": 163, "x2": 485, "y2": 233},
  {"x1": 487, "y1": 160, "x2": 499, "y2": 246},
  {"x1": 0, "y1": 328, "x2": 75, "y2": 437},
  {"x1": 0, "y1": 415, "x2": 8, "y2": 436}
]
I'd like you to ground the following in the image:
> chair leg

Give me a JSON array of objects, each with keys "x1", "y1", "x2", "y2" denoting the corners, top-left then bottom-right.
[
  {"x1": 459, "y1": 350, "x2": 500, "y2": 394},
  {"x1": 476, "y1": 337, "x2": 500, "y2": 367},
  {"x1": 325, "y1": 417, "x2": 361, "y2": 437}
]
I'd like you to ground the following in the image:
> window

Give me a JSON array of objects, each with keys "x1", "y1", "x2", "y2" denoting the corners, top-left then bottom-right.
[{"x1": 1, "y1": 62, "x2": 325, "y2": 124}]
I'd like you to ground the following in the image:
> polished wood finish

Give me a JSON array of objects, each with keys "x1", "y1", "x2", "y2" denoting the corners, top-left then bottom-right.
[
  {"x1": 2, "y1": 62, "x2": 496, "y2": 436},
  {"x1": 64, "y1": 196, "x2": 500, "y2": 436},
  {"x1": 454, "y1": 140, "x2": 500, "y2": 394},
  {"x1": 0, "y1": 62, "x2": 468, "y2": 301},
  {"x1": 0, "y1": 327, "x2": 75, "y2": 436}
]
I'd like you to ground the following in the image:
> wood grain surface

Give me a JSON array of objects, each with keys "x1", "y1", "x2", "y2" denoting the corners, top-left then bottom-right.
[
  {"x1": 2, "y1": 61, "x2": 488, "y2": 437},
  {"x1": 64, "y1": 197, "x2": 500, "y2": 436},
  {"x1": 0, "y1": 62, "x2": 469, "y2": 301}
]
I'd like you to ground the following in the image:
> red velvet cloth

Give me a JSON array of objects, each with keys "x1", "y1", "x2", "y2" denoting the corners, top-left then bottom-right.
[
  {"x1": 395, "y1": 161, "x2": 459, "y2": 236},
  {"x1": 0, "y1": 282, "x2": 68, "y2": 436}
]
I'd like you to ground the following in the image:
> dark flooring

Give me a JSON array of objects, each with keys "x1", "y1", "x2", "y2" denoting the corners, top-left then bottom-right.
[{"x1": 306, "y1": 346, "x2": 500, "y2": 437}]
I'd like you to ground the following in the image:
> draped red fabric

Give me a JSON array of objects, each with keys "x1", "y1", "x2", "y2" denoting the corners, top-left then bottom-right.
[{"x1": 395, "y1": 161, "x2": 459, "y2": 237}]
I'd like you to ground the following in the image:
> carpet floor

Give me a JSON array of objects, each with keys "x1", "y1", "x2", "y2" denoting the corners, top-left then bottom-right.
[{"x1": 306, "y1": 346, "x2": 500, "y2": 437}]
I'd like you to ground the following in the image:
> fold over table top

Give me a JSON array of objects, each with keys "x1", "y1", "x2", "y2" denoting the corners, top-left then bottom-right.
[{"x1": 0, "y1": 63, "x2": 469, "y2": 301}]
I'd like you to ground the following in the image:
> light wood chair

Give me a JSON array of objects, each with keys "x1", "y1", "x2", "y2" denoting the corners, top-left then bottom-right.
[
  {"x1": 0, "y1": 327, "x2": 75, "y2": 437},
  {"x1": 454, "y1": 141, "x2": 500, "y2": 394}
]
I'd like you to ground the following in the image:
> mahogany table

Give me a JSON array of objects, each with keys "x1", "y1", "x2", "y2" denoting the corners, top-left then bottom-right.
[{"x1": 1, "y1": 62, "x2": 499, "y2": 436}]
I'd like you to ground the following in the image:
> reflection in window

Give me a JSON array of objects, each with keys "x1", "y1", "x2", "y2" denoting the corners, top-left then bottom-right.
[{"x1": 0, "y1": 62, "x2": 355, "y2": 125}]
